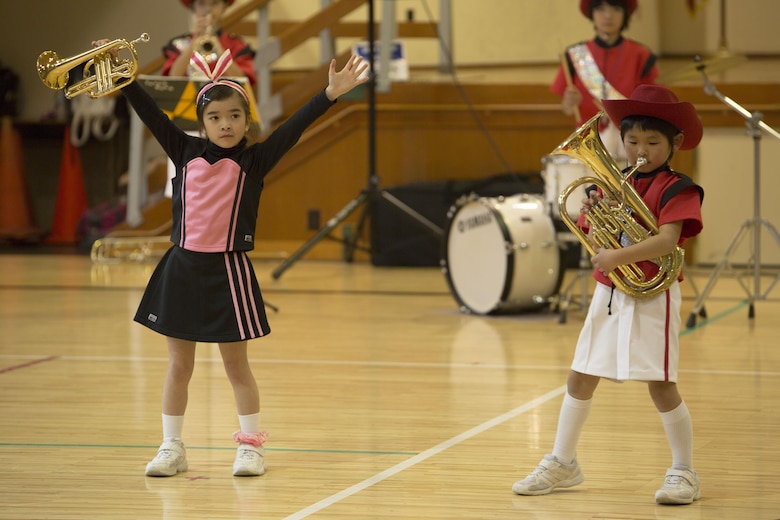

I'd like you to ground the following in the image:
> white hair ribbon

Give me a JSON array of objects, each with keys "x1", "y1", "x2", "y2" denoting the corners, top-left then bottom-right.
[{"x1": 191, "y1": 50, "x2": 249, "y2": 104}]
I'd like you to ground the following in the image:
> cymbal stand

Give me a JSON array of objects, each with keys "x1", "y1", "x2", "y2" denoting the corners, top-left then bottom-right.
[{"x1": 686, "y1": 64, "x2": 780, "y2": 327}]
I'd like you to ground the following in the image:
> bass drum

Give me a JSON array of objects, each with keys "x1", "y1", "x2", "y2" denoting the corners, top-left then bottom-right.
[
  {"x1": 442, "y1": 193, "x2": 561, "y2": 315},
  {"x1": 541, "y1": 154, "x2": 589, "y2": 221}
]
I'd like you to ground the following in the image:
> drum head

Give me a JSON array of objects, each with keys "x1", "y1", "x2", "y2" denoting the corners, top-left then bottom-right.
[
  {"x1": 443, "y1": 199, "x2": 509, "y2": 314},
  {"x1": 443, "y1": 194, "x2": 561, "y2": 315}
]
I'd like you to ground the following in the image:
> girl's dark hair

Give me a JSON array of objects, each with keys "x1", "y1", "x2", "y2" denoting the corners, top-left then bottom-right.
[
  {"x1": 587, "y1": 0, "x2": 632, "y2": 31},
  {"x1": 195, "y1": 81, "x2": 250, "y2": 124},
  {"x1": 619, "y1": 115, "x2": 681, "y2": 162},
  {"x1": 196, "y1": 82, "x2": 261, "y2": 142}
]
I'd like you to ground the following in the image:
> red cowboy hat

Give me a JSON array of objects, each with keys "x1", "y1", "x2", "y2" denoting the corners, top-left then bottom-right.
[
  {"x1": 602, "y1": 85, "x2": 703, "y2": 150},
  {"x1": 179, "y1": 0, "x2": 234, "y2": 7},
  {"x1": 580, "y1": 0, "x2": 637, "y2": 18}
]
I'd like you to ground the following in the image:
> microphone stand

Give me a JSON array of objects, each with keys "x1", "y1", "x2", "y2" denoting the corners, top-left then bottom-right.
[
  {"x1": 686, "y1": 58, "x2": 780, "y2": 327},
  {"x1": 270, "y1": 0, "x2": 441, "y2": 280}
]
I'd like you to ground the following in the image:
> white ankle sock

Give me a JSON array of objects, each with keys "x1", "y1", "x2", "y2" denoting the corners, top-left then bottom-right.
[
  {"x1": 238, "y1": 412, "x2": 261, "y2": 434},
  {"x1": 162, "y1": 414, "x2": 184, "y2": 440},
  {"x1": 551, "y1": 393, "x2": 592, "y2": 464},
  {"x1": 660, "y1": 401, "x2": 694, "y2": 469}
]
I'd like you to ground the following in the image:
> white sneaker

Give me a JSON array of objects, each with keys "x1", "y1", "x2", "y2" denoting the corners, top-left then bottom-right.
[
  {"x1": 145, "y1": 439, "x2": 188, "y2": 477},
  {"x1": 655, "y1": 467, "x2": 701, "y2": 505},
  {"x1": 232, "y1": 444, "x2": 265, "y2": 476},
  {"x1": 512, "y1": 454, "x2": 584, "y2": 495}
]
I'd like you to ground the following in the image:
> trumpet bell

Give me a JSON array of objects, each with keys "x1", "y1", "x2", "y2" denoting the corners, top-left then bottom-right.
[{"x1": 37, "y1": 50, "x2": 69, "y2": 90}]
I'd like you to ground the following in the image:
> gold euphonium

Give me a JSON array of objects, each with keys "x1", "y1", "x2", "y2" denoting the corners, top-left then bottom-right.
[
  {"x1": 37, "y1": 33, "x2": 150, "y2": 99},
  {"x1": 553, "y1": 111, "x2": 684, "y2": 299}
]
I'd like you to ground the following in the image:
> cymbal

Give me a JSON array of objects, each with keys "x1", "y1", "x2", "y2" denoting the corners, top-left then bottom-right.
[{"x1": 658, "y1": 52, "x2": 747, "y2": 84}]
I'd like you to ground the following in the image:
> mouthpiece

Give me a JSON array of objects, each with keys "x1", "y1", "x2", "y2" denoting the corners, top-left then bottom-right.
[{"x1": 635, "y1": 157, "x2": 647, "y2": 167}]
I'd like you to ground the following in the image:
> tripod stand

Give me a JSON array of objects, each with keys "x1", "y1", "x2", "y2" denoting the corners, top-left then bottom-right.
[
  {"x1": 686, "y1": 62, "x2": 780, "y2": 327},
  {"x1": 271, "y1": 0, "x2": 441, "y2": 280}
]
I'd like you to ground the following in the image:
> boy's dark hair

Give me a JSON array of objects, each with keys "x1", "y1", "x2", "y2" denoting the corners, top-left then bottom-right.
[
  {"x1": 619, "y1": 115, "x2": 681, "y2": 161},
  {"x1": 587, "y1": 0, "x2": 632, "y2": 31}
]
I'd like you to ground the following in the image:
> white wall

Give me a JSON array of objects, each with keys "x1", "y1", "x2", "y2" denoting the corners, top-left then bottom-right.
[
  {"x1": 697, "y1": 128, "x2": 780, "y2": 266},
  {"x1": 658, "y1": 0, "x2": 780, "y2": 55},
  {"x1": 7, "y1": 0, "x2": 780, "y2": 120},
  {"x1": 4, "y1": 0, "x2": 780, "y2": 267},
  {"x1": 252, "y1": 0, "x2": 660, "y2": 69}
]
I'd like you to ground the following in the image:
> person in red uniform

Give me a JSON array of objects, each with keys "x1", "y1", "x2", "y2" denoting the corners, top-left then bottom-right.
[
  {"x1": 551, "y1": 0, "x2": 659, "y2": 160},
  {"x1": 163, "y1": 0, "x2": 256, "y2": 85},
  {"x1": 513, "y1": 84, "x2": 704, "y2": 505}
]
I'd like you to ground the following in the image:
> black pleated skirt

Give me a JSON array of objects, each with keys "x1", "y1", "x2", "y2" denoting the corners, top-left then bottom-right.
[{"x1": 134, "y1": 246, "x2": 271, "y2": 342}]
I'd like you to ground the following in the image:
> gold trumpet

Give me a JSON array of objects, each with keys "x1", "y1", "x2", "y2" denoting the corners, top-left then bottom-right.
[
  {"x1": 193, "y1": 23, "x2": 222, "y2": 63},
  {"x1": 554, "y1": 112, "x2": 684, "y2": 299},
  {"x1": 37, "y1": 33, "x2": 150, "y2": 99}
]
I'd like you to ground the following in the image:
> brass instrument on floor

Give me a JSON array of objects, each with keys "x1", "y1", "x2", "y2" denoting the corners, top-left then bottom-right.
[
  {"x1": 37, "y1": 33, "x2": 150, "y2": 99},
  {"x1": 90, "y1": 235, "x2": 172, "y2": 264},
  {"x1": 553, "y1": 112, "x2": 684, "y2": 299}
]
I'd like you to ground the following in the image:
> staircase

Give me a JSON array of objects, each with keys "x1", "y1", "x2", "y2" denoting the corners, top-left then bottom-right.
[{"x1": 113, "y1": 1, "x2": 579, "y2": 262}]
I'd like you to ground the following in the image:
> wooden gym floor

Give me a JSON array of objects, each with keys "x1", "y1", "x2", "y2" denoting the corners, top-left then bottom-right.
[{"x1": 0, "y1": 252, "x2": 779, "y2": 519}]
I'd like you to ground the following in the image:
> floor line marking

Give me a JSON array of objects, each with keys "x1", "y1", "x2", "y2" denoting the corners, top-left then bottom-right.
[
  {"x1": 0, "y1": 355, "x2": 58, "y2": 375},
  {"x1": 282, "y1": 385, "x2": 567, "y2": 520},
  {"x1": 0, "y1": 442, "x2": 416, "y2": 456},
  {"x1": 679, "y1": 300, "x2": 750, "y2": 335},
  {"x1": 0, "y1": 355, "x2": 776, "y2": 376}
]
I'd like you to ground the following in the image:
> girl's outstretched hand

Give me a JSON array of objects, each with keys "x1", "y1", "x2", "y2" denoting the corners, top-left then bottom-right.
[{"x1": 325, "y1": 55, "x2": 369, "y2": 101}]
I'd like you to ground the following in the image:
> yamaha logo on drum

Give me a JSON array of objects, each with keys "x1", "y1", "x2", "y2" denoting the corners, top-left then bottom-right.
[{"x1": 457, "y1": 211, "x2": 492, "y2": 233}]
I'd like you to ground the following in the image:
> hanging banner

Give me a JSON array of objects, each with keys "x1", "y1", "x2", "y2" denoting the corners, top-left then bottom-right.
[{"x1": 351, "y1": 40, "x2": 409, "y2": 82}]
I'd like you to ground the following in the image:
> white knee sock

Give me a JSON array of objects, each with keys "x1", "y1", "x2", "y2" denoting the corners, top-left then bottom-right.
[
  {"x1": 551, "y1": 393, "x2": 593, "y2": 464},
  {"x1": 659, "y1": 401, "x2": 694, "y2": 469},
  {"x1": 238, "y1": 412, "x2": 261, "y2": 434},
  {"x1": 162, "y1": 414, "x2": 184, "y2": 441}
]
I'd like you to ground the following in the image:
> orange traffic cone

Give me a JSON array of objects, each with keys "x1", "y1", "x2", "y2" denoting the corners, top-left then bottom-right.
[
  {"x1": 0, "y1": 116, "x2": 41, "y2": 242},
  {"x1": 46, "y1": 125, "x2": 88, "y2": 244}
]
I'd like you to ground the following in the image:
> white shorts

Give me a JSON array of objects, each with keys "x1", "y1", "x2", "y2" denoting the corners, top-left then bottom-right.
[{"x1": 571, "y1": 281, "x2": 682, "y2": 382}]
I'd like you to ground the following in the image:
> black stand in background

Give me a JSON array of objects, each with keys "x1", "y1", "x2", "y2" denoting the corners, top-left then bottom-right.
[
  {"x1": 271, "y1": 0, "x2": 440, "y2": 280},
  {"x1": 686, "y1": 58, "x2": 780, "y2": 327}
]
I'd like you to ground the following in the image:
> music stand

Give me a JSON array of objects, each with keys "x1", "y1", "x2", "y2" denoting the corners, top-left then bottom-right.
[
  {"x1": 271, "y1": 0, "x2": 441, "y2": 280},
  {"x1": 686, "y1": 58, "x2": 780, "y2": 327}
]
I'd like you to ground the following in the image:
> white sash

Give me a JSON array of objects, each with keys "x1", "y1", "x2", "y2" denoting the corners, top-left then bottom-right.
[
  {"x1": 567, "y1": 43, "x2": 625, "y2": 102},
  {"x1": 567, "y1": 43, "x2": 627, "y2": 161}
]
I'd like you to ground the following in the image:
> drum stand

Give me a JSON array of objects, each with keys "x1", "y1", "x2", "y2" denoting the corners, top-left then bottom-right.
[
  {"x1": 554, "y1": 235, "x2": 590, "y2": 324},
  {"x1": 686, "y1": 63, "x2": 780, "y2": 327}
]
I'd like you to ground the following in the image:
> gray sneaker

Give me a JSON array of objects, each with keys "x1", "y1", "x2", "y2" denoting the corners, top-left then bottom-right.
[
  {"x1": 145, "y1": 439, "x2": 188, "y2": 477},
  {"x1": 512, "y1": 454, "x2": 584, "y2": 495},
  {"x1": 655, "y1": 468, "x2": 701, "y2": 505}
]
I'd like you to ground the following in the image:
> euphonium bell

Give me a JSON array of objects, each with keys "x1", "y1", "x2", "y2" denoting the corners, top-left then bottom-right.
[
  {"x1": 37, "y1": 33, "x2": 150, "y2": 99},
  {"x1": 553, "y1": 112, "x2": 684, "y2": 299}
]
